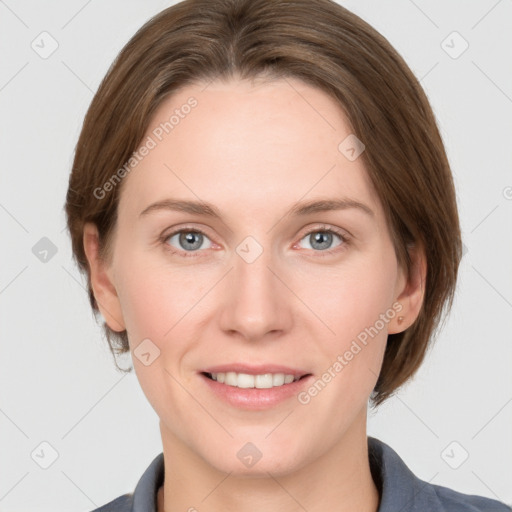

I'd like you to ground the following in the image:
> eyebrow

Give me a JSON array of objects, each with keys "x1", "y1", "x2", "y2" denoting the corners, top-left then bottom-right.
[{"x1": 139, "y1": 197, "x2": 374, "y2": 219}]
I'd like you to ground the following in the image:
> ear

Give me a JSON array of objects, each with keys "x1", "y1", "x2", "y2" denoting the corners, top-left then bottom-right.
[
  {"x1": 82, "y1": 222, "x2": 126, "y2": 332},
  {"x1": 388, "y1": 242, "x2": 427, "y2": 334}
]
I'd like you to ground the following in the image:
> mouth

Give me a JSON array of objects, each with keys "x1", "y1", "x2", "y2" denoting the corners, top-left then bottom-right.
[
  {"x1": 199, "y1": 366, "x2": 314, "y2": 409},
  {"x1": 201, "y1": 371, "x2": 312, "y2": 389}
]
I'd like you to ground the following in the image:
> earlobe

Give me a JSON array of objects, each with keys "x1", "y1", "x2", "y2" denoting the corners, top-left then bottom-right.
[
  {"x1": 82, "y1": 222, "x2": 126, "y2": 332},
  {"x1": 389, "y1": 243, "x2": 427, "y2": 334}
]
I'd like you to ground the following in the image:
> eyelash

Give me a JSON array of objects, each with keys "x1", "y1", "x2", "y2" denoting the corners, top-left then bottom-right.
[{"x1": 160, "y1": 224, "x2": 350, "y2": 259}]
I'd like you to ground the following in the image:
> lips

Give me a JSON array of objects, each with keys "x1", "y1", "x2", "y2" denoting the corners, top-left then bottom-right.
[
  {"x1": 199, "y1": 363, "x2": 312, "y2": 391},
  {"x1": 199, "y1": 365, "x2": 314, "y2": 409}
]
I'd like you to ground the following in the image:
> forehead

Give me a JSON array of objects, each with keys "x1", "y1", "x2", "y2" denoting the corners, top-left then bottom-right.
[{"x1": 118, "y1": 77, "x2": 383, "y2": 223}]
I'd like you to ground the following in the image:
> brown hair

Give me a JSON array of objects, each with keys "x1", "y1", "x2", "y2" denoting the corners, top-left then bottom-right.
[{"x1": 65, "y1": 0, "x2": 462, "y2": 407}]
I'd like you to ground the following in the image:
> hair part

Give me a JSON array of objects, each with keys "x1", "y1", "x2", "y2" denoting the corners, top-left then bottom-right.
[{"x1": 65, "y1": 0, "x2": 462, "y2": 407}]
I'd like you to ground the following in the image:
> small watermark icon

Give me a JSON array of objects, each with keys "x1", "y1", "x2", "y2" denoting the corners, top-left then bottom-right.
[
  {"x1": 32, "y1": 237, "x2": 58, "y2": 263},
  {"x1": 31, "y1": 31, "x2": 59, "y2": 59},
  {"x1": 236, "y1": 442, "x2": 263, "y2": 468},
  {"x1": 31, "y1": 441, "x2": 59, "y2": 469},
  {"x1": 441, "y1": 441, "x2": 469, "y2": 469},
  {"x1": 133, "y1": 338, "x2": 161, "y2": 366},
  {"x1": 338, "y1": 134, "x2": 365, "y2": 161},
  {"x1": 441, "y1": 31, "x2": 469, "y2": 60},
  {"x1": 236, "y1": 236, "x2": 264, "y2": 264}
]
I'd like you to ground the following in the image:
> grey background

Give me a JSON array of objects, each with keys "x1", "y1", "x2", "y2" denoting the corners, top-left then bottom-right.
[{"x1": 1, "y1": 0, "x2": 511, "y2": 510}]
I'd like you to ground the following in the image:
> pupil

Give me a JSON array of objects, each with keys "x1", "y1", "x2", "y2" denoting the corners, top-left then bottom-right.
[
  {"x1": 312, "y1": 231, "x2": 331, "y2": 250},
  {"x1": 181, "y1": 231, "x2": 202, "y2": 250}
]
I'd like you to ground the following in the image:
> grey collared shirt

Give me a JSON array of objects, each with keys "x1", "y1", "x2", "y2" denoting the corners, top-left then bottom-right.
[{"x1": 90, "y1": 436, "x2": 510, "y2": 512}]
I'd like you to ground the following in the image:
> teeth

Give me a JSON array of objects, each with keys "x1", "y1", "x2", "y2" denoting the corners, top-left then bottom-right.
[
  {"x1": 255, "y1": 374, "x2": 273, "y2": 388},
  {"x1": 209, "y1": 372, "x2": 301, "y2": 389},
  {"x1": 284, "y1": 374, "x2": 294, "y2": 384},
  {"x1": 272, "y1": 373, "x2": 284, "y2": 386}
]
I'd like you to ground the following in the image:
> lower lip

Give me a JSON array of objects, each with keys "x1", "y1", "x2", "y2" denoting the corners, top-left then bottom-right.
[{"x1": 200, "y1": 373, "x2": 313, "y2": 410}]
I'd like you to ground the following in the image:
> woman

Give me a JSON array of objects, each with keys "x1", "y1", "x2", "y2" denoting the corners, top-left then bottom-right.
[{"x1": 65, "y1": 0, "x2": 509, "y2": 511}]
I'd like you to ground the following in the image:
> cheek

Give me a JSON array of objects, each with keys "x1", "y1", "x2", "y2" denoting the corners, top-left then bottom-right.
[
  {"x1": 293, "y1": 247, "x2": 398, "y2": 401},
  {"x1": 294, "y1": 270, "x2": 394, "y2": 427},
  {"x1": 114, "y1": 252, "x2": 212, "y2": 352},
  {"x1": 301, "y1": 252, "x2": 398, "y2": 343},
  {"x1": 115, "y1": 269, "x2": 167, "y2": 344},
  {"x1": 113, "y1": 256, "x2": 201, "y2": 417}
]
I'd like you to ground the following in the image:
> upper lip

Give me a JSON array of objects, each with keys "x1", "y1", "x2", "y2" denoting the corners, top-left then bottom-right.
[{"x1": 200, "y1": 363, "x2": 311, "y2": 378}]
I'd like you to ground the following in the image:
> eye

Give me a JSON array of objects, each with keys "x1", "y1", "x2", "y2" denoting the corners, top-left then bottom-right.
[
  {"x1": 295, "y1": 225, "x2": 349, "y2": 255},
  {"x1": 162, "y1": 227, "x2": 213, "y2": 257},
  {"x1": 161, "y1": 224, "x2": 350, "y2": 259}
]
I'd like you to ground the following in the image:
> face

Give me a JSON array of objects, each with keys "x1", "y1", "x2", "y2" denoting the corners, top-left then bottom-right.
[{"x1": 85, "y1": 76, "x2": 417, "y2": 476}]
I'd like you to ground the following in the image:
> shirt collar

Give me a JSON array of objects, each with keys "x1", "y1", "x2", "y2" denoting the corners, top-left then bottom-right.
[
  {"x1": 131, "y1": 451, "x2": 164, "y2": 512},
  {"x1": 367, "y1": 435, "x2": 442, "y2": 510}
]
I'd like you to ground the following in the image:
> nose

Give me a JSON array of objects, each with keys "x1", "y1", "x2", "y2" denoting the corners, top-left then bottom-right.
[{"x1": 217, "y1": 242, "x2": 293, "y2": 342}]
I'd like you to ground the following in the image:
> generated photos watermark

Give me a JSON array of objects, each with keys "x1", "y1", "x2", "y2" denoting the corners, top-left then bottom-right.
[
  {"x1": 93, "y1": 96, "x2": 198, "y2": 200},
  {"x1": 297, "y1": 301, "x2": 403, "y2": 405}
]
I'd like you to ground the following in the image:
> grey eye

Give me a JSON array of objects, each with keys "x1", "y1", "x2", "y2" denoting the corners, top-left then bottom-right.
[
  {"x1": 167, "y1": 231, "x2": 212, "y2": 251},
  {"x1": 299, "y1": 231, "x2": 342, "y2": 251}
]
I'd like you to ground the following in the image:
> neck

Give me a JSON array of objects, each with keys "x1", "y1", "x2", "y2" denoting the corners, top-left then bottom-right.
[{"x1": 157, "y1": 412, "x2": 380, "y2": 512}]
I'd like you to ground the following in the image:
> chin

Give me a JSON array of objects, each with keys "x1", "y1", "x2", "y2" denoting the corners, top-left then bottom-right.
[{"x1": 197, "y1": 434, "x2": 309, "y2": 477}]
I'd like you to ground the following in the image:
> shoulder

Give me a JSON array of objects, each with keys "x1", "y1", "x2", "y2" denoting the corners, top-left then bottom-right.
[
  {"x1": 368, "y1": 436, "x2": 510, "y2": 512},
  {"x1": 88, "y1": 493, "x2": 133, "y2": 512},
  {"x1": 86, "y1": 452, "x2": 164, "y2": 512},
  {"x1": 430, "y1": 482, "x2": 511, "y2": 512}
]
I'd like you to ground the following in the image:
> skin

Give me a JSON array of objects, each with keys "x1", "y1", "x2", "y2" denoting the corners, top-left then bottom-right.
[{"x1": 83, "y1": 76, "x2": 426, "y2": 512}]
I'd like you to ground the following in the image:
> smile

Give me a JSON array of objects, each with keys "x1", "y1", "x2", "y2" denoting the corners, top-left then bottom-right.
[{"x1": 204, "y1": 371, "x2": 304, "y2": 388}]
